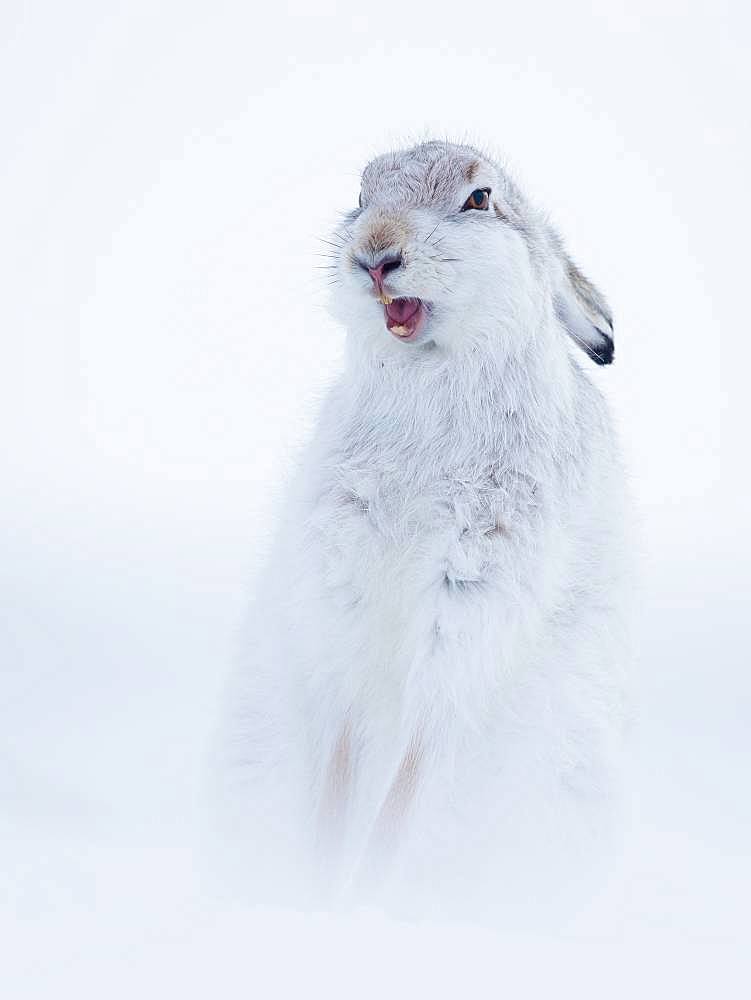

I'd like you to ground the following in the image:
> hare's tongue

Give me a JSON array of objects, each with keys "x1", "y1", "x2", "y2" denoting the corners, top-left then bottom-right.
[
  {"x1": 383, "y1": 296, "x2": 424, "y2": 340},
  {"x1": 385, "y1": 297, "x2": 420, "y2": 325}
]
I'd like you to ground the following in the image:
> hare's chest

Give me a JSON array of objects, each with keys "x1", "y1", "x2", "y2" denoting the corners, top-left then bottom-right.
[{"x1": 308, "y1": 471, "x2": 510, "y2": 618}]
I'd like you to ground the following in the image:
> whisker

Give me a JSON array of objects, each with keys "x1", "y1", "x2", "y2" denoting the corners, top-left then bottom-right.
[{"x1": 329, "y1": 231, "x2": 352, "y2": 246}]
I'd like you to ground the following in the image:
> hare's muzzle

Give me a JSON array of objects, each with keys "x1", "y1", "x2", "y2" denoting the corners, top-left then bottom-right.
[{"x1": 355, "y1": 250, "x2": 426, "y2": 341}]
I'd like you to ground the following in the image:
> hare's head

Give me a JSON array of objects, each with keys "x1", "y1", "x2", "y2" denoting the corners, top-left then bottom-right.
[{"x1": 329, "y1": 140, "x2": 613, "y2": 364}]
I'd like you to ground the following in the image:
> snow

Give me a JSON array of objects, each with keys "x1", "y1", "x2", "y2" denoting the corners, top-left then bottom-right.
[{"x1": 2, "y1": 2, "x2": 749, "y2": 995}]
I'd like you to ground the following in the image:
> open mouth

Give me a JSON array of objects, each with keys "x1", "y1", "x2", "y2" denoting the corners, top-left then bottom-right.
[{"x1": 381, "y1": 296, "x2": 425, "y2": 341}]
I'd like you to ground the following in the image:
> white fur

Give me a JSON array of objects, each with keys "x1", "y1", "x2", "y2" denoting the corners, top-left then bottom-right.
[{"x1": 217, "y1": 142, "x2": 632, "y2": 924}]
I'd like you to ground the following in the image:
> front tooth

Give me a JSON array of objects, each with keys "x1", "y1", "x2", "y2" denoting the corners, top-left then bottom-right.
[
  {"x1": 390, "y1": 324, "x2": 409, "y2": 335},
  {"x1": 380, "y1": 294, "x2": 393, "y2": 305}
]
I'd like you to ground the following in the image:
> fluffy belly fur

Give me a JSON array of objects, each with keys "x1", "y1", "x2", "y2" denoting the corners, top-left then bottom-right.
[{"x1": 221, "y1": 428, "x2": 630, "y2": 920}]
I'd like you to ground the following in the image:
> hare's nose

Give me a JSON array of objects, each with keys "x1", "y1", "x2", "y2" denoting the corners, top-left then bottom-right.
[{"x1": 363, "y1": 253, "x2": 403, "y2": 291}]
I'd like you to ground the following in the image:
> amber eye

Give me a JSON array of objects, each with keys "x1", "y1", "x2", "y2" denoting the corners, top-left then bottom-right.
[{"x1": 462, "y1": 188, "x2": 490, "y2": 212}]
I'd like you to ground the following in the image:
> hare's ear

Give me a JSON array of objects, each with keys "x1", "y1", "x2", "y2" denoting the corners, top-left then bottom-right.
[{"x1": 553, "y1": 255, "x2": 614, "y2": 365}]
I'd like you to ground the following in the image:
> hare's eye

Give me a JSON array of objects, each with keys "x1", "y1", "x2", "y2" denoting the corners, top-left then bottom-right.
[
  {"x1": 358, "y1": 191, "x2": 363, "y2": 208},
  {"x1": 462, "y1": 188, "x2": 490, "y2": 212}
]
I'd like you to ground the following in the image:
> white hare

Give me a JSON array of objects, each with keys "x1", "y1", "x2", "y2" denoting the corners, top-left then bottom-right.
[{"x1": 219, "y1": 141, "x2": 632, "y2": 923}]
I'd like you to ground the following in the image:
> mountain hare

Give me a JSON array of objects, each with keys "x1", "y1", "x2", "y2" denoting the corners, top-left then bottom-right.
[{"x1": 220, "y1": 141, "x2": 632, "y2": 922}]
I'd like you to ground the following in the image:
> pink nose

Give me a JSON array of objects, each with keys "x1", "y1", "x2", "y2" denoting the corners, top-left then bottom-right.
[{"x1": 366, "y1": 254, "x2": 402, "y2": 292}]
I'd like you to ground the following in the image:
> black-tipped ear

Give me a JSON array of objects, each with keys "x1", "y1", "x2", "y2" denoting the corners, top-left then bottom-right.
[{"x1": 554, "y1": 256, "x2": 614, "y2": 365}]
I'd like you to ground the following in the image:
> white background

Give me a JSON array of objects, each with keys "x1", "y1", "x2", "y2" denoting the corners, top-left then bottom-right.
[{"x1": 2, "y1": 1, "x2": 749, "y2": 995}]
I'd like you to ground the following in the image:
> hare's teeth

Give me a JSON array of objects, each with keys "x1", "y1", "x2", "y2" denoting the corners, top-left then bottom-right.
[
  {"x1": 380, "y1": 294, "x2": 393, "y2": 305},
  {"x1": 390, "y1": 324, "x2": 409, "y2": 335}
]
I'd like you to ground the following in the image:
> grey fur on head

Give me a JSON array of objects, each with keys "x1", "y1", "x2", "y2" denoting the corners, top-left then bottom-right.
[{"x1": 332, "y1": 139, "x2": 614, "y2": 365}]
